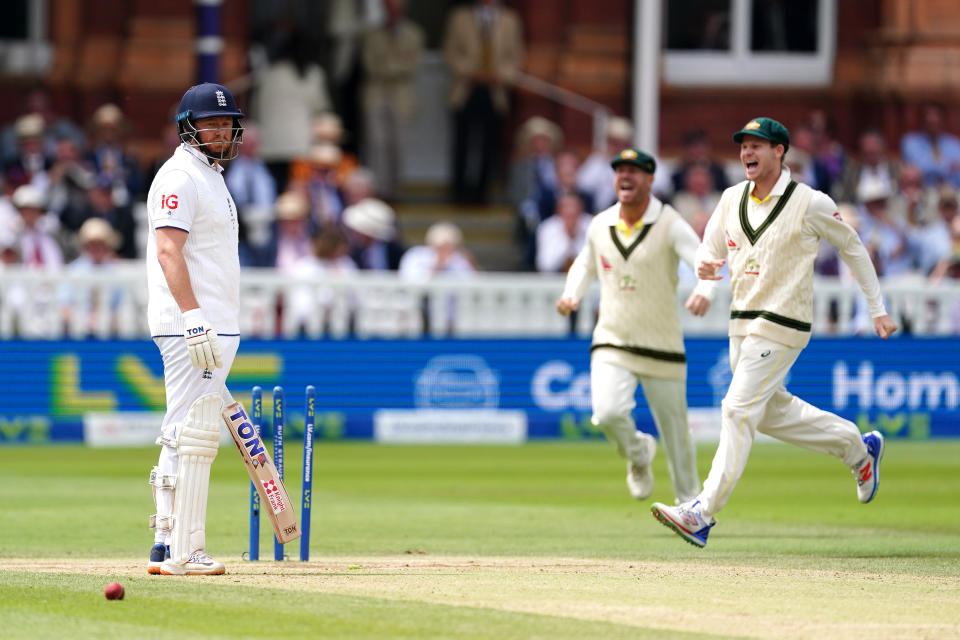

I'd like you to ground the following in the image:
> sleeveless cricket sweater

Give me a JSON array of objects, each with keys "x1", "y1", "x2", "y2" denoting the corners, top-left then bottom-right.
[
  {"x1": 721, "y1": 179, "x2": 817, "y2": 348},
  {"x1": 590, "y1": 202, "x2": 686, "y2": 380}
]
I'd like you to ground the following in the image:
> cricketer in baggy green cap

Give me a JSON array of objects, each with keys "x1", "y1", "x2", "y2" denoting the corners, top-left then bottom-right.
[
  {"x1": 732, "y1": 117, "x2": 790, "y2": 152},
  {"x1": 610, "y1": 148, "x2": 657, "y2": 174}
]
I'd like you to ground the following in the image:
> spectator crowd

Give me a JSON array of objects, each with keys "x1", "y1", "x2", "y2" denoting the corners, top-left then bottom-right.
[{"x1": 1, "y1": 0, "x2": 959, "y2": 337}]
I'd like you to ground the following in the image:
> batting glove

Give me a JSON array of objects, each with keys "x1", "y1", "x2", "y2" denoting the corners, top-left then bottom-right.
[{"x1": 182, "y1": 308, "x2": 223, "y2": 370}]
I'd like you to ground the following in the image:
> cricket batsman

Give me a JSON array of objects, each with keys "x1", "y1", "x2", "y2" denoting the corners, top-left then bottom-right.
[{"x1": 145, "y1": 82, "x2": 245, "y2": 575}]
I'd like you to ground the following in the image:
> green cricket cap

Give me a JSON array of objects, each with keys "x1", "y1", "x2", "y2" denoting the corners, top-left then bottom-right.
[
  {"x1": 610, "y1": 148, "x2": 656, "y2": 173},
  {"x1": 732, "y1": 117, "x2": 790, "y2": 151}
]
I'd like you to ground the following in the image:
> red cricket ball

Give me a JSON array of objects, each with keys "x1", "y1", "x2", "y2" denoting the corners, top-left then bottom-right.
[{"x1": 104, "y1": 582, "x2": 125, "y2": 600}]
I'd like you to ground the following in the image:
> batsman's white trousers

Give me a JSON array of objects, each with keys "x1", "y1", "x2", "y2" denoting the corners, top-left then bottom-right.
[
  {"x1": 152, "y1": 335, "x2": 239, "y2": 544},
  {"x1": 590, "y1": 357, "x2": 700, "y2": 503},
  {"x1": 697, "y1": 335, "x2": 868, "y2": 519}
]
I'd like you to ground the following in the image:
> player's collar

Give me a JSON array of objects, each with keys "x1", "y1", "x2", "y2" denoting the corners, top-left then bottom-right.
[
  {"x1": 748, "y1": 167, "x2": 792, "y2": 203},
  {"x1": 179, "y1": 143, "x2": 224, "y2": 173}
]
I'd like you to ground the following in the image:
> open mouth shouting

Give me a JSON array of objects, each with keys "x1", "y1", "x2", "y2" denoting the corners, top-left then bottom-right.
[{"x1": 617, "y1": 180, "x2": 637, "y2": 200}]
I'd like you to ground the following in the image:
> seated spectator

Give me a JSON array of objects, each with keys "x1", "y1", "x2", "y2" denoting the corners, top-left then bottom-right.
[
  {"x1": 5, "y1": 113, "x2": 53, "y2": 192},
  {"x1": 808, "y1": 109, "x2": 846, "y2": 187},
  {"x1": 901, "y1": 102, "x2": 960, "y2": 188},
  {"x1": 887, "y1": 164, "x2": 932, "y2": 226},
  {"x1": 836, "y1": 129, "x2": 900, "y2": 204},
  {"x1": 81, "y1": 175, "x2": 137, "y2": 259},
  {"x1": 287, "y1": 224, "x2": 359, "y2": 335},
  {"x1": 669, "y1": 128, "x2": 729, "y2": 197},
  {"x1": 856, "y1": 178, "x2": 911, "y2": 278},
  {"x1": 399, "y1": 221, "x2": 477, "y2": 281},
  {"x1": 289, "y1": 112, "x2": 359, "y2": 190},
  {"x1": 225, "y1": 122, "x2": 277, "y2": 267},
  {"x1": 343, "y1": 197, "x2": 404, "y2": 270},
  {"x1": 670, "y1": 163, "x2": 720, "y2": 231},
  {"x1": 85, "y1": 103, "x2": 144, "y2": 205},
  {"x1": 47, "y1": 136, "x2": 97, "y2": 248},
  {"x1": 399, "y1": 220, "x2": 476, "y2": 334},
  {"x1": 537, "y1": 149, "x2": 593, "y2": 222},
  {"x1": 273, "y1": 191, "x2": 314, "y2": 273},
  {"x1": 509, "y1": 116, "x2": 562, "y2": 234},
  {"x1": 787, "y1": 124, "x2": 832, "y2": 194},
  {"x1": 60, "y1": 217, "x2": 125, "y2": 336},
  {"x1": 909, "y1": 185, "x2": 955, "y2": 276},
  {"x1": 0, "y1": 88, "x2": 85, "y2": 166},
  {"x1": 523, "y1": 149, "x2": 593, "y2": 270},
  {"x1": 930, "y1": 209, "x2": 960, "y2": 283},
  {"x1": 535, "y1": 193, "x2": 592, "y2": 273},
  {"x1": 12, "y1": 184, "x2": 62, "y2": 270},
  {"x1": 577, "y1": 116, "x2": 634, "y2": 211},
  {"x1": 303, "y1": 143, "x2": 346, "y2": 227}
]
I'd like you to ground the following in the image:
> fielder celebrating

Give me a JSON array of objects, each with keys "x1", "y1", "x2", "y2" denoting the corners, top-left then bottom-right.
[
  {"x1": 557, "y1": 148, "x2": 714, "y2": 504},
  {"x1": 145, "y1": 83, "x2": 245, "y2": 575},
  {"x1": 652, "y1": 117, "x2": 897, "y2": 548}
]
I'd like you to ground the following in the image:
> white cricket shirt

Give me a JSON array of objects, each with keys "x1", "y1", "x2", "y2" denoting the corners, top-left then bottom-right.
[{"x1": 145, "y1": 144, "x2": 241, "y2": 337}]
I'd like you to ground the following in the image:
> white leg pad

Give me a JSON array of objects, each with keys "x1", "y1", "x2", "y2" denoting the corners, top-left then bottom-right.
[
  {"x1": 166, "y1": 393, "x2": 221, "y2": 567},
  {"x1": 149, "y1": 467, "x2": 177, "y2": 534}
]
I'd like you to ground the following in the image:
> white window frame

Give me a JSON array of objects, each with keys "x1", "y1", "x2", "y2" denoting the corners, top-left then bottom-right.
[
  {"x1": 662, "y1": 0, "x2": 836, "y2": 87},
  {"x1": 0, "y1": 0, "x2": 52, "y2": 77}
]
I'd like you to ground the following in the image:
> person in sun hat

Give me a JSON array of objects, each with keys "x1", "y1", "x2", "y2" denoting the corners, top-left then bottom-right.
[
  {"x1": 651, "y1": 117, "x2": 898, "y2": 548},
  {"x1": 342, "y1": 197, "x2": 405, "y2": 270},
  {"x1": 556, "y1": 146, "x2": 716, "y2": 507}
]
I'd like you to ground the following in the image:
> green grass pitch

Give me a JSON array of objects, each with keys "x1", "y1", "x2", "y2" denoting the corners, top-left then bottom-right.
[{"x1": 1, "y1": 440, "x2": 958, "y2": 639}]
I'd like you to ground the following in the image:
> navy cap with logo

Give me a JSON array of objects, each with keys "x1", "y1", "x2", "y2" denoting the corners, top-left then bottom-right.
[
  {"x1": 175, "y1": 83, "x2": 244, "y2": 124},
  {"x1": 610, "y1": 148, "x2": 657, "y2": 174},
  {"x1": 732, "y1": 117, "x2": 790, "y2": 151}
]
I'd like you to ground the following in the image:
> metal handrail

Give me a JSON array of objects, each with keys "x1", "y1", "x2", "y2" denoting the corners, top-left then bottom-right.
[{"x1": 511, "y1": 71, "x2": 613, "y2": 152}]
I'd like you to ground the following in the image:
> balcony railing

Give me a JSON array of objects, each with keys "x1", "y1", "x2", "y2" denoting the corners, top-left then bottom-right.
[{"x1": 1, "y1": 266, "x2": 958, "y2": 339}]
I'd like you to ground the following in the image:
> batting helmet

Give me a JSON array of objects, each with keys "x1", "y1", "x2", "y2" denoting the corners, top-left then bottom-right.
[{"x1": 175, "y1": 82, "x2": 245, "y2": 161}]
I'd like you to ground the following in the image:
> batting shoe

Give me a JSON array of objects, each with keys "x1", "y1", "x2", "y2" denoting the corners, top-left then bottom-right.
[
  {"x1": 147, "y1": 543, "x2": 169, "y2": 575},
  {"x1": 626, "y1": 434, "x2": 657, "y2": 500},
  {"x1": 855, "y1": 430, "x2": 884, "y2": 504},
  {"x1": 160, "y1": 550, "x2": 226, "y2": 576},
  {"x1": 651, "y1": 500, "x2": 715, "y2": 548}
]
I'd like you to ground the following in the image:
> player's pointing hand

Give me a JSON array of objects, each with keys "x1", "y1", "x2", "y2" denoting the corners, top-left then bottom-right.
[{"x1": 697, "y1": 259, "x2": 726, "y2": 281}]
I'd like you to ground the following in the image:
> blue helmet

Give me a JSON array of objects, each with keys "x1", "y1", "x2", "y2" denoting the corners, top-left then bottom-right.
[{"x1": 175, "y1": 82, "x2": 244, "y2": 161}]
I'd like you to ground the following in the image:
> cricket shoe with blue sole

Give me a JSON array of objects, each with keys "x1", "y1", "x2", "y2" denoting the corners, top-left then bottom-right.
[
  {"x1": 147, "y1": 543, "x2": 169, "y2": 575},
  {"x1": 855, "y1": 430, "x2": 884, "y2": 503},
  {"x1": 651, "y1": 500, "x2": 715, "y2": 548}
]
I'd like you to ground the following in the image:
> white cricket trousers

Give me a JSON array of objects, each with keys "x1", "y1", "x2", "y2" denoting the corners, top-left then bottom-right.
[
  {"x1": 152, "y1": 335, "x2": 239, "y2": 544},
  {"x1": 590, "y1": 358, "x2": 700, "y2": 503},
  {"x1": 697, "y1": 335, "x2": 869, "y2": 519}
]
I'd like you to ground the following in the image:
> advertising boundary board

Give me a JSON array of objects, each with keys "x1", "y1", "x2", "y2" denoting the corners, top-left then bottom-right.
[{"x1": 0, "y1": 337, "x2": 956, "y2": 444}]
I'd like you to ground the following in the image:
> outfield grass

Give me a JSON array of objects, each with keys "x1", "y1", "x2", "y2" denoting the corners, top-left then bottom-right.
[{"x1": 1, "y1": 440, "x2": 958, "y2": 638}]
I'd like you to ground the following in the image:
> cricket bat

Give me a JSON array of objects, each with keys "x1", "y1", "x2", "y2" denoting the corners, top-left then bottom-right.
[{"x1": 222, "y1": 401, "x2": 301, "y2": 544}]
